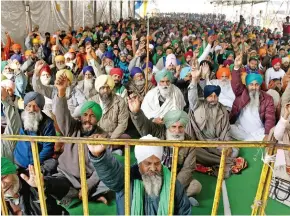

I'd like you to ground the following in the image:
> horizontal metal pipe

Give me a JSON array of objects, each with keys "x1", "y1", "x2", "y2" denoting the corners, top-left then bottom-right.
[{"x1": 1, "y1": 135, "x2": 290, "y2": 149}]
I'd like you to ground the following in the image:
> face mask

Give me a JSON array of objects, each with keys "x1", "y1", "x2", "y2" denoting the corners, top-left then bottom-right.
[{"x1": 40, "y1": 76, "x2": 51, "y2": 86}]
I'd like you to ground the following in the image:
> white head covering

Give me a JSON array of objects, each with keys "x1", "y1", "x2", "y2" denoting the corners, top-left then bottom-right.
[
  {"x1": 215, "y1": 45, "x2": 222, "y2": 52},
  {"x1": 282, "y1": 57, "x2": 289, "y2": 64},
  {"x1": 135, "y1": 135, "x2": 163, "y2": 164},
  {"x1": 149, "y1": 44, "x2": 154, "y2": 49}
]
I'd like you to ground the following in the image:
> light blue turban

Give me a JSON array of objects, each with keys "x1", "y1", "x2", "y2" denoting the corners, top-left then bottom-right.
[
  {"x1": 155, "y1": 69, "x2": 174, "y2": 83},
  {"x1": 245, "y1": 73, "x2": 263, "y2": 86},
  {"x1": 180, "y1": 67, "x2": 191, "y2": 80},
  {"x1": 163, "y1": 110, "x2": 189, "y2": 128}
]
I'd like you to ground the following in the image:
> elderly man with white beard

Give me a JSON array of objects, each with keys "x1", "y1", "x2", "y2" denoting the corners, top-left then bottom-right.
[
  {"x1": 127, "y1": 67, "x2": 154, "y2": 101},
  {"x1": 207, "y1": 66, "x2": 235, "y2": 111},
  {"x1": 141, "y1": 70, "x2": 186, "y2": 124},
  {"x1": 230, "y1": 55, "x2": 276, "y2": 141},
  {"x1": 128, "y1": 94, "x2": 201, "y2": 206},
  {"x1": 8, "y1": 91, "x2": 56, "y2": 172},
  {"x1": 67, "y1": 66, "x2": 98, "y2": 118},
  {"x1": 33, "y1": 60, "x2": 75, "y2": 115},
  {"x1": 88, "y1": 136, "x2": 192, "y2": 215},
  {"x1": 185, "y1": 64, "x2": 240, "y2": 178}
]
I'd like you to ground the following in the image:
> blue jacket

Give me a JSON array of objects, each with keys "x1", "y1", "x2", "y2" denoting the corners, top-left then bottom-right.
[
  {"x1": 90, "y1": 150, "x2": 191, "y2": 215},
  {"x1": 116, "y1": 59, "x2": 130, "y2": 85},
  {"x1": 14, "y1": 113, "x2": 55, "y2": 168}
]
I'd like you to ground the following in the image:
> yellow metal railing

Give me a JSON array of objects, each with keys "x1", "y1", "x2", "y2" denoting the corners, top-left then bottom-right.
[{"x1": 1, "y1": 135, "x2": 290, "y2": 216}]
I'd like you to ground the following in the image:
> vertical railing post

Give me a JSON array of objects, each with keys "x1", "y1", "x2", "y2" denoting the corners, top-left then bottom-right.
[
  {"x1": 168, "y1": 147, "x2": 179, "y2": 215},
  {"x1": 251, "y1": 147, "x2": 274, "y2": 216},
  {"x1": 124, "y1": 144, "x2": 131, "y2": 215},
  {"x1": 259, "y1": 147, "x2": 277, "y2": 215},
  {"x1": 1, "y1": 189, "x2": 8, "y2": 215},
  {"x1": 211, "y1": 148, "x2": 227, "y2": 216},
  {"x1": 31, "y1": 141, "x2": 48, "y2": 216},
  {"x1": 78, "y1": 144, "x2": 89, "y2": 215}
]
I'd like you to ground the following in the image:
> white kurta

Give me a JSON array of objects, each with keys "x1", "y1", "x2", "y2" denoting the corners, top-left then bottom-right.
[
  {"x1": 265, "y1": 67, "x2": 285, "y2": 88},
  {"x1": 141, "y1": 84, "x2": 186, "y2": 119},
  {"x1": 209, "y1": 79, "x2": 235, "y2": 111},
  {"x1": 230, "y1": 104, "x2": 265, "y2": 141}
]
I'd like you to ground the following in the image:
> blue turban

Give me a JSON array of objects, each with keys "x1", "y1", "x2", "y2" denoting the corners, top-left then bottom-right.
[
  {"x1": 102, "y1": 51, "x2": 115, "y2": 61},
  {"x1": 180, "y1": 67, "x2": 191, "y2": 80},
  {"x1": 142, "y1": 62, "x2": 153, "y2": 70},
  {"x1": 155, "y1": 69, "x2": 174, "y2": 83},
  {"x1": 84, "y1": 37, "x2": 92, "y2": 44},
  {"x1": 24, "y1": 92, "x2": 45, "y2": 110},
  {"x1": 82, "y1": 66, "x2": 95, "y2": 76},
  {"x1": 245, "y1": 73, "x2": 263, "y2": 86},
  {"x1": 130, "y1": 67, "x2": 143, "y2": 78},
  {"x1": 204, "y1": 85, "x2": 221, "y2": 98},
  {"x1": 10, "y1": 54, "x2": 23, "y2": 64}
]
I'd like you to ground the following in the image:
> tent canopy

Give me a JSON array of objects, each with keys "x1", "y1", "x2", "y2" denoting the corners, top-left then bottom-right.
[{"x1": 209, "y1": 0, "x2": 270, "y2": 6}]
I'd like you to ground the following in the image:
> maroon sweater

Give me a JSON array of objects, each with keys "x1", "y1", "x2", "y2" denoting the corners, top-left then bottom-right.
[{"x1": 230, "y1": 68, "x2": 276, "y2": 135}]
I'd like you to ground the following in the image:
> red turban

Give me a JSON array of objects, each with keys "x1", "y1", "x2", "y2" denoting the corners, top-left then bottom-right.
[
  {"x1": 184, "y1": 51, "x2": 193, "y2": 59},
  {"x1": 125, "y1": 40, "x2": 132, "y2": 46},
  {"x1": 110, "y1": 68, "x2": 123, "y2": 77},
  {"x1": 216, "y1": 67, "x2": 231, "y2": 80},
  {"x1": 272, "y1": 58, "x2": 282, "y2": 67},
  {"x1": 40, "y1": 65, "x2": 51, "y2": 76},
  {"x1": 11, "y1": 44, "x2": 21, "y2": 51}
]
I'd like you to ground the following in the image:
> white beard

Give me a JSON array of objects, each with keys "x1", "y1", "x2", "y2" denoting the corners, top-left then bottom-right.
[
  {"x1": 166, "y1": 130, "x2": 185, "y2": 141},
  {"x1": 219, "y1": 79, "x2": 231, "y2": 88},
  {"x1": 21, "y1": 110, "x2": 43, "y2": 132},
  {"x1": 249, "y1": 91, "x2": 260, "y2": 110},
  {"x1": 105, "y1": 65, "x2": 114, "y2": 74},
  {"x1": 40, "y1": 76, "x2": 51, "y2": 86},
  {"x1": 83, "y1": 79, "x2": 94, "y2": 97},
  {"x1": 158, "y1": 84, "x2": 172, "y2": 99},
  {"x1": 141, "y1": 173, "x2": 162, "y2": 197}
]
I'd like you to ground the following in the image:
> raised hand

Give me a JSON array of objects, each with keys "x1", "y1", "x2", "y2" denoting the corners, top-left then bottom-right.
[
  {"x1": 1, "y1": 87, "x2": 8, "y2": 101},
  {"x1": 87, "y1": 134, "x2": 107, "y2": 157},
  {"x1": 127, "y1": 93, "x2": 141, "y2": 114},
  {"x1": 20, "y1": 165, "x2": 43, "y2": 188},
  {"x1": 34, "y1": 60, "x2": 46, "y2": 76},
  {"x1": 283, "y1": 103, "x2": 290, "y2": 120},
  {"x1": 201, "y1": 63, "x2": 210, "y2": 78},
  {"x1": 234, "y1": 55, "x2": 243, "y2": 69},
  {"x1": 132, "y1": 31, "x2": 137, "y2": 41},
  {"x1": 55, "y1": 74, "x2": 69, "y2": 97},
  {"x1": 191, "y1": 64, "x2": 202, "y2": 81}
]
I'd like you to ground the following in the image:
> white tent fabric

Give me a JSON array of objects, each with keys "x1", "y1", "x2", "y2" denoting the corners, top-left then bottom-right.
[{"x1": 1, "y1": 0, "x2": 130, "y2": 48}]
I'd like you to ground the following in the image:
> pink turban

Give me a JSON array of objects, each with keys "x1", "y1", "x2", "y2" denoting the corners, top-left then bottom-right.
[
  {"x1": 166, "y1": 54, "x2": 177, "y2": 68},
  {"x1": 1, "y1": 79, "x2": 15, "y2": 90}
]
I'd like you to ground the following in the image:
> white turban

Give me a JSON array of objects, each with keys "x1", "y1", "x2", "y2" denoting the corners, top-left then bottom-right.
[
  {"x1": 135, "y1": 135, "x2": 163, "y2": 164},
  {"x1": 94, "y1": 75, "x2": 115, "y2": 92},
  {"x1": 166, "y1": 54, "x2": 177, "y2": 68},
  {"x1": 282, "y1": 57, "x2": 289, "y2": 64},
  {"x1": 215, "y1": 45, "x2": 222, "y2": 52}
]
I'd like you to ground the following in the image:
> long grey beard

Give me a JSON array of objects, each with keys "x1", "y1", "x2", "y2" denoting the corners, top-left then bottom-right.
[
  {"x1": 166, "y1": 130, "x2": 185, "y2": 140},
  {"x1": 206, "y1": 104, "x2": 219, "y2": 128},
  {"x1": 158, "y1": 85, "x2": 172, "y2": 99},
  {"x1": 141, "y1": 173, "x2": 163, "y2": 197},
  {"x1": 249, "y1": 91, "x2": 260, "y2": 110},
  {"x1": 83, "y1": 79, "x2": 94, "y2": 97},
  {"x1": 21, "y1": 110, "x2": 43, "y2": 132},
  {"x1": 219, "y1": 79, "x2": 231, "y2": 88},
  {"x1": 134, "y1": 79, "x2": 145, "y2": 91}
]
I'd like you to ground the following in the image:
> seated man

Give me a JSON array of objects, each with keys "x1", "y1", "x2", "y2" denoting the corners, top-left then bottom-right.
[
  {"x1": 88, "y1": 141, "x2": 192, "y2": 215},
  {"x1": 12, "y1": 92, "x2": 56, "y2": 173},
  {"x1": 128, "y1": 94, "x2": 201, "y2": 205},
  {"x1": 208, "y1": 66, "x2": 235, "y2": 111},
  {"x1": 186, "y1": 64, "x2": 239, "y2": 177},
  {"x1": 1, "y1": 157, "x2": 68, "y2": 215},
  {"x1": 91, "y1": 74, "x2": 129, "y2": 140},
  {"x1": 51, "y1": 74, "x2": 110, "y2": 205},
  {"x1": 230, "y1": 55, "x2": 276, "y2": 141},
  {"x1": 68, "y1": 66, "x2": 97, "y2": 118},
  {"x1": 127, "y1": 67, "x2": 154, "y2": 101},
  {"x1": 141, "y1": 69, "x2": 185, "y2": 124},
  {"x1": 32, "y1": 60, "x2": 75, "y2": 114},
  {"x1": 110, "y1": 68, "x2": 128, "y2": 99},
  {"x1": 265, "y1": 58, "x2": 286, "y2": 89}
]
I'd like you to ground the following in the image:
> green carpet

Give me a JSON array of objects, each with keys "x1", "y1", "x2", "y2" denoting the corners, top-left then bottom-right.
[{"x1": 64, "y1": 148, "x2": 290, "y2": 215}]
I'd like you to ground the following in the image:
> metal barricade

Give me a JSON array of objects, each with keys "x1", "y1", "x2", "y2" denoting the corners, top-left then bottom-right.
[{"x1": 1, "y1": 135, "x2": 290, "y2": 216}]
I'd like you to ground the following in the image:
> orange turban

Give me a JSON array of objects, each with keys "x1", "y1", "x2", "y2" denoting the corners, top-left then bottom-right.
[
  {"x1": 62, "y1": 38, "x2": 70, "y2": 45},
  {"x1": 11, "y1": 44, "x2": 21, "y2": 51},
  {"x1": 216, "y1": 67, "x2": 231, "y2": 80},
  {"x1": 258, "y1": 48, "x2": 267, "y2": 56}
]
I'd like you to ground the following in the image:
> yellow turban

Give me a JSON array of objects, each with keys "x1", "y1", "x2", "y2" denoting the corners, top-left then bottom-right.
[
  {"x1": 94, "y1": 75, "x2": 115, "y2": 92},
  {"x1": 25, "y1": 50, "x2": 33, "y2": 57},
  {"x1": 56, "y1": 69, "x2": 74, "y2": 84},
  {"x1": 55, "y1": 55, "x2": 65, "y2": 62},
  {"x1": 32, "y1": 38, "x2": 39, "y2": 44}
]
